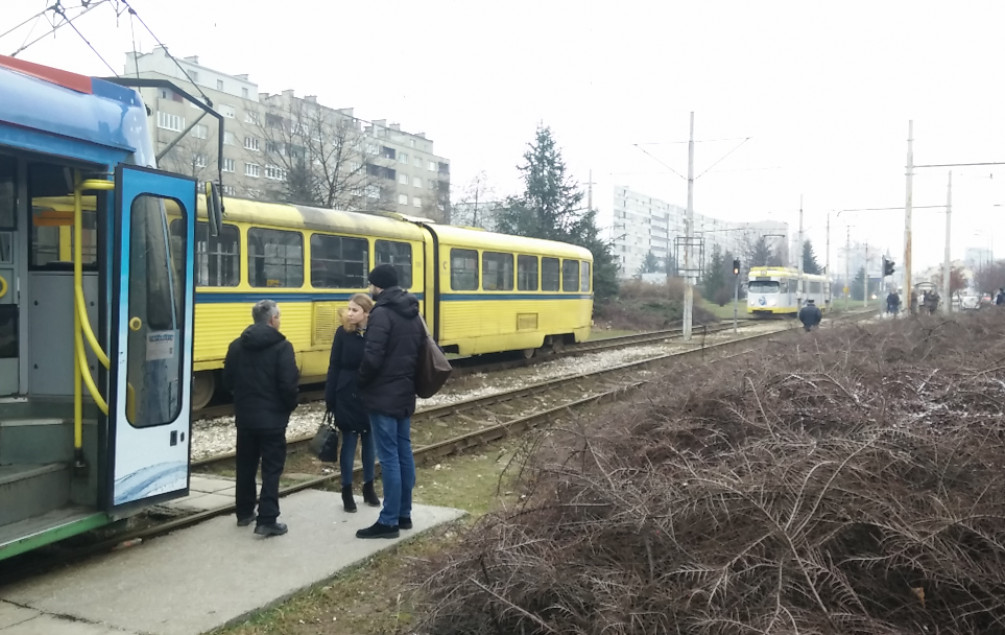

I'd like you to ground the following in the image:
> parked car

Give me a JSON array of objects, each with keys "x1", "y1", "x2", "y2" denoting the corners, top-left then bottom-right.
[{"x1": 961, "y1": 294, "x2": 981, "y2": 310}]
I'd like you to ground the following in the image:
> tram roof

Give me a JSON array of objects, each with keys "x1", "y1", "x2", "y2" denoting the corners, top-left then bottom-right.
[
  {"x1": 0, "y1": 55, "x2": 146, "y2": 155},
  {"x1": 429, "y1": 223, "x2": 594, "y2": 260}
]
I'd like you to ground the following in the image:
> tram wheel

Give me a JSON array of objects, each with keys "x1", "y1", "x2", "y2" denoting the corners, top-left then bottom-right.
[
  {"x1": 521, "y1": 348, "x2": 536, "y2": 359},
  {"x1": 192, "y1": 371, "x2": 216, "y2": 411}
]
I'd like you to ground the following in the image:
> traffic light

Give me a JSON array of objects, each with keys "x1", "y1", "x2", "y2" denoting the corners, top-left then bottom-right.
[
  {"x1": 732, "y1": 259, "x2": 741, "y2": 276},
  {"x1": 882, "y1": 257, "x2": 895, "y2": 277}
]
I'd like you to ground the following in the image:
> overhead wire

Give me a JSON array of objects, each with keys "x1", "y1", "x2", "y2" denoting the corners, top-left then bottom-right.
[
  {"x1": 53, "y1": 1, "x2": 117, "y2": 75},
  {"x1": 8, "y1": 0, "x2": 109, "y2": 58}
]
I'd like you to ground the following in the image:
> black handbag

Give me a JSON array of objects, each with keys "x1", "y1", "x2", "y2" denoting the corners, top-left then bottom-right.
[
  {"x1": 309, "y1": 411, "x2": 339, "y2": 462},
  {"x1": 415, "y1": 315, "x2": 452, "y2": 399}
]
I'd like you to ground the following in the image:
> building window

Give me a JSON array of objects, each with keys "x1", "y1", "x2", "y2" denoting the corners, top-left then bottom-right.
[
  {"x1": 414, "y1": 156, "x2": 422, "y2": 167},
  {"x1": 217, "y1": 79, "x2": 225, "y2": 91},
  {"x1": 450, "y1": 248, "x2": 478, "y2": 291},
  {"x1": 399, "y1": 152, "x2": 408, "y2": 164},
  {"x1": 244, "y1": 136, "x2": 260, "y2": 151},
  {"x1": 244, "y1": 110, "x2": 259, "y2": 124},
  {"x1": 518, "y1": 255, "x2": 538, "y2": 291},
  {"x1": 156, "y1": 111, "x2": 184, "y2": 132},
  {"x1": 222, "y1": 184, "x2": 237, "y2": 196},
  {"x1": 375, "y1": 240, "x2": 413, "y2": 288},
  {"x1": 265, "y1": 164, "x2": 286, "y2": 180},
  {"x1": 192, "y1": 123, "x2": 208, "y2": 139},
  {"x1": 412, "y1": 176, "x2": 422, "y2": 187},
  {"x1": 397, "y1": 194, "x2": 408, "y2": 205},
  {"x1": 248, "y1": 228, "x2": 303, "y2": 287},
  {"x1": 220, "y1": 104, "x2": 235, "y2": 118},
  {"x1": 428, "y1": 161, "x2": 436, "y2": 171},
  {"x1": 194, "y1": 154, "x2": 207, "y2": 168},
  {"x1": 172, "y1": 220, "x2": 240, "y2": 286},
  {"x1": 542, "y1": 257, "x2": 560, "y2": 291},
  {"x1": 222, "y1": 158, "x2": 235, "y2": 173},
  {"x1": 398, "y1": 174, "x2": 408, "y2": 185},
  {"x1": 310, "y1": 234, "x2": 368, "y2": 288},
  {"x1": 245, "y1": 163, "x2": 260, "y2": 178},
  {"x1": 242, "y1": 87, "x2": 249, "y2": 99},
  {"x1": 380, "y1": 146, "x2": 396, "y2": 160},
  {"x1": 223, "y1": 131, "x2": 236, "y2": 145},
  {"x1": 482, "y1": 252, "x2": 514, "y2": 291},
  {"x1": 412, "y1": 197, "x2": 421, "y2": 207},
  {"x1": 562, "y1": 260, "x2": 580, "y2": 292}
]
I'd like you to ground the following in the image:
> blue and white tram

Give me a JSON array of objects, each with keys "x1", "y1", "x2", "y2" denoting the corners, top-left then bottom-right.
[
  {"x1": 0, "y1": 55, "x2": 199, "y2": 560},
  {"x1": 746, "y1": 266, "x2": 830, "y2": 318}
]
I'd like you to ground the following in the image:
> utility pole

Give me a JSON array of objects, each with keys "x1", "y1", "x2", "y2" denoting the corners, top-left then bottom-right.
[
  {"x1": 825, "y1": 212, "x2": 830, "y2": 302},
  {"x1": 942, "y1": 171, "x2": 952, "y2": 314},
  {"x1": 863, "y1": 243, "x2": 869, "y2": 308},
  {"x1": 797, "y1": 195, "x2": 804, "y2": 306},
  {"x1": 845, "y1": 225, "x2": 850, "y2": 302},
  {"x1": 683, "y1": 112, "x2": 695, "y2": 341},
  {"x1": 904, "y1": 120, "x2": 914, "y2": 312}
]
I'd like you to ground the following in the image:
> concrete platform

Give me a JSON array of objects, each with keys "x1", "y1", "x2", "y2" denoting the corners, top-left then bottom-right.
[{"x1": 0, "y1": 489, "x2": 465, "y2": 635}]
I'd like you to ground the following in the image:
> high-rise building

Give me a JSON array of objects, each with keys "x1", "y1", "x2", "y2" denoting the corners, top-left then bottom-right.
[
  {"x1": 125, "y1": 47, "x2": 450, "y2": 217},
  {"x1": 611, "y1": 186, "x2": 788, "y2": 279}
]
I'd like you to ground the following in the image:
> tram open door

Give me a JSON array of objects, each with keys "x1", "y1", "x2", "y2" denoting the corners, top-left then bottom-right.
[{"x1": 105, "y1": 165, "x2": 197, "y2": 511}]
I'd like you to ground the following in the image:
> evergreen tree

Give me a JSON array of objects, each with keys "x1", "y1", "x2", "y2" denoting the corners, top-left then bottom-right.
[
  {"x1": 495, "y1": 125, "x2": 618, "y2": 304},
  {"x1": 852, "y1": 266, "x2": 867, "y2": 301},
  {"x1": 703, "y1": 245, "x2": 726, "y2": 301},
  {"x1": 751, "y1": 236, "x2": 773, "y2": 267},
  {"x1": 638, "y1": 251, "x2": 660, "y2": 276},
  {"x1": 802, "y1": 240, "x2": 822, "y2": 274}
]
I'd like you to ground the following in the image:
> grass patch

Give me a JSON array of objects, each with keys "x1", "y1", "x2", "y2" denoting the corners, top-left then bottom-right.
[{"x1": 210, "y1": 440, "x2": 521, "y2": 635}]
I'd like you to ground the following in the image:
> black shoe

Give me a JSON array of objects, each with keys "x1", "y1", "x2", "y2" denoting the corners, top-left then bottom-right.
[
  {"x1": 341, "y1": 485, "x2": 357, "y2": 513},
  {"x1": 254, "y1": 522, "x2": 288, "y2": 537},
  {"x1": 236, "y1": 514, "x2": 255, "y2": 527},
  {"x1": 355, "y1": 521, "x2": 399, "y2": 539},
  {"x1": 362, "y1": 480, "x2": 381, "y2": 507},
  {"x1": 398, "y1": 517, "x2": 413, "y2": 530}
]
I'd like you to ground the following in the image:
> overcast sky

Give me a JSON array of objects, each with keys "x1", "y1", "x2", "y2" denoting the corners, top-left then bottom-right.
[{"x1": 6, "y1": 0, "x2": 1005, "y2": 272}]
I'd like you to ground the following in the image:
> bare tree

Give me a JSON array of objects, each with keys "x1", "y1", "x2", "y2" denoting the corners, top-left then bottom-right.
[
  {"x1": 451, "y1": 171, "x2": 496, "y2": 228},
  {"x1": 158, "y1": 134, "x2": 214, "y2": 184},
  {"x1": 258, "y1": 96, "x2": 378, "y2": 210}
]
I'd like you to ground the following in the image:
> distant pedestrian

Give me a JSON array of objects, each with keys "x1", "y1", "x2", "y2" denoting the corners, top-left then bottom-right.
[
  {"x1": 223, "y1": 299, "x2": 299, "y2": 537},
  {"x1": 996, "y1": 288, "x2": 1005, "y2": 306},
  {"x1": 886, "y1": 290, "x2": 901, "y2": 316},
  {"x1": 326, "y1": 293, "x2": 381, "y2": 513},
  {"x1": 924, "y1": 290, "x2": 940, "y2": 315},
  {"x1": 798, "y1": 299, "x2": 822, "y2": 332},
  {"x1": 356, "y1": 264, "x2": 425, "y2": 539}
]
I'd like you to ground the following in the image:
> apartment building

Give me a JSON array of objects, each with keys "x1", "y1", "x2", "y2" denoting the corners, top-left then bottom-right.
[
  {"x1": 124, "y1": 47, "x2": 450, "y2": 217},
  {"x1": 611, "y1": 186, "x2": 788, "y2": 279}
]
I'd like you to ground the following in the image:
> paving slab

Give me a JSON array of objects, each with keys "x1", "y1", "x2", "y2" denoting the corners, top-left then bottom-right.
[
  {"x1": 1, "y1": 490, "x2": 465, "y2": 635},
  {"x1": 0, "y1": 602, "x2": 132, "y2": 634}
]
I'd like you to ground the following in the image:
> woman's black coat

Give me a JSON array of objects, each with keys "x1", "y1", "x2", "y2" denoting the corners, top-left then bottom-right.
[{"x1": 325, "y1": 325, "x2": 370, "y2": 433}]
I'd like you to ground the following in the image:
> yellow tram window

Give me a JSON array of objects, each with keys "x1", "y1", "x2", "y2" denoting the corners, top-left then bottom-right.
[
  {"x1": 562, "y1": 260, "x2": 579, "y2": 292},
  {"x1": 542, "y1": 257, "x2": 559, "y2": 291},
  {"x1": 482, "y1": 252, "x2": 513, "y2": 291},
  {"x1": 450, "y1": 248, "x2": 478, "y2": 291},
  {"x1": 311, "y1": 234, "x2": 368, "y2": 288},
  {"x1": 375, "y1": 240, "x2": 412, "y2": 289},
  {"x1": 248, "y1": 228, "x2": 303, "y2": 288},
  {"x1": 517, "y1": 255, "x2": 538, "y2": 291}
]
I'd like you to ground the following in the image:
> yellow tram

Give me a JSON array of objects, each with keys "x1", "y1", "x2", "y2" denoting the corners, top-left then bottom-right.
[{"x1": 746, "y1": 266, "x2": 830, "y2": 317}]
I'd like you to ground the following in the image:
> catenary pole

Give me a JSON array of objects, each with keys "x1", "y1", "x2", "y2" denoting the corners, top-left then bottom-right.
[
  {"x1": 943, "y1": 171, "x2": 952, "y2": 314},
  {"x1": 797, "y1": 195, "x2": 804, "y2": 305},
  {"x1": 683, "y1": 112, "x2": 695, "y2": 341},
  {"x1": 904, "y1": 121, "x2": 914, "y2": 313}
]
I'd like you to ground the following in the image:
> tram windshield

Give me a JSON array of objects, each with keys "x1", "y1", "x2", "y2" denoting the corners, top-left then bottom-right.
[{"x1": 748, "y1": 280, "x2": 780, "y2": 293}]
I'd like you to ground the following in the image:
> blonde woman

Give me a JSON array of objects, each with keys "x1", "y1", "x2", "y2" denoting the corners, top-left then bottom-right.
[{"x1": 325, "y1": 293, "x2": 380, "y2": 512}]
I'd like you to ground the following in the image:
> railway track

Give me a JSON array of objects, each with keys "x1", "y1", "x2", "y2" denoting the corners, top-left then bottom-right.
[{"x1": 193, "y1": 322, "x2": 746, "y2": 422}]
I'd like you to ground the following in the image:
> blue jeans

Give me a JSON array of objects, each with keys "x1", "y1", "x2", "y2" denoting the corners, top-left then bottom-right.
[
  {"x1": 369, "y1": 413, "x2": 415, "y2": 526},
  {"x1": 340, "y1": 428, "x2": 376, "y2": 487}
]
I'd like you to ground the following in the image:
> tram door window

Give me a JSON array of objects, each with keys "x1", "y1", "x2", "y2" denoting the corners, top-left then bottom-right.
[
  {"x1": 580, "y1": 261, "x2": 591, "y2": 293},
  {"x1": 0, "y1": 155, "x2": 16, "y2": 396},
  {"x1": 450, "y1": 248, "x2": 478, "y2": 290},
  {"x1": 482, "y1": 252, "x2": 513, "y2": 291},
  {"x1": 126, "y1": 195, "x2": 187, "y2": 427}
]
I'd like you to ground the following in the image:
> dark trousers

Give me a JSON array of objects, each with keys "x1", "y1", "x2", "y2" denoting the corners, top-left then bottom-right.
[{"x1": 235, "y1": 428, "x2": 287, "y2": 524}]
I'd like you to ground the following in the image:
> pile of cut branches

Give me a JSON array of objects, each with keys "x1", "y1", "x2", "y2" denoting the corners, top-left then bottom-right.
[{"x1": 411, "y1": 312, "x2": 1005, "y2": 634}]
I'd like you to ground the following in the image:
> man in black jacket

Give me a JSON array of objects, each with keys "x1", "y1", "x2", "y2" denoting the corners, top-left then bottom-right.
[
  {"x1": 798, "y1": 299, "x2": 822, "y2": 332},
  {"x1": 223, "y1": 299, "x2": 299, "y2": 537},
  {"x1": 356, "y1": 264, "x2": 425, "y2": 539}
]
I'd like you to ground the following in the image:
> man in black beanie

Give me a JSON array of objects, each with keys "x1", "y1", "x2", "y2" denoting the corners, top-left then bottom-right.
[{"x1": 356, "y1": 264, "x2": 425, "y2": 538}]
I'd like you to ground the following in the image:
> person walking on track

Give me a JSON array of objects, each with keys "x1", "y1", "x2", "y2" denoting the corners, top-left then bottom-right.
[
  {"x1": 326, "y1": 293, "x2": 381, "y2": 513},
  {"x1": 798, "y1": 299, "x2": 822, "y2": 332},
  {"x1": 223, "y1": 299, "x2": 299, "y2": 537},
  {"x1": 355, "y1": 264, "x2": 425, "y2": 539}
]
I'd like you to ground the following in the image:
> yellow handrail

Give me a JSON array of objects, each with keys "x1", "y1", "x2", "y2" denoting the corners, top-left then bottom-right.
[{"x1": 73, "y1": 176, "x2": 115, "y2": 452}]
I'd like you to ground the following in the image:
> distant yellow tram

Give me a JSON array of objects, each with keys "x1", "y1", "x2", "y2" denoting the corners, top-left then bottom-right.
[{"x1": 747, "y1": 266, "x2": 830, "y2": 317}]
